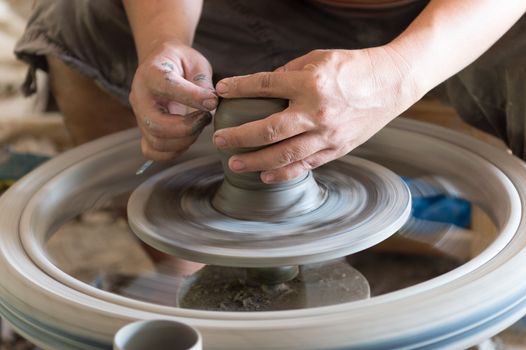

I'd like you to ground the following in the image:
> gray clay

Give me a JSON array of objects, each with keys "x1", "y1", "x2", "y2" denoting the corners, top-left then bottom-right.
[{"x1": 212, "y1": 98, "x2": 326, "y2": 221}]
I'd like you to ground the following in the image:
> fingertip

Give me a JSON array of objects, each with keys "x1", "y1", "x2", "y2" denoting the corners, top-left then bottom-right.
[
  {"x1": 261, "y1": 165, "x2": 307, "y2": 184},
  {"x1": 202, "y1": 97, "x2": 218, "y2": 110},
  {"x1": 213, "y1": 132, "x2": 227, "y2": 148},
  {"x1": 261, "y1": 172, "x2": 276, "y2": 184},
  {"x1": 216, "y1": 80, "x2": 229, "y2": 96},
  {"x1": 228, "y1": 158, "x2": 246, "y2": 172}
]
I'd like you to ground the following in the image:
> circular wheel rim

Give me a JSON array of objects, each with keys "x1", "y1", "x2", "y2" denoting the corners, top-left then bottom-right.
[{"x1": 0, "y1": 119, "x2": 525, "y2": 349}]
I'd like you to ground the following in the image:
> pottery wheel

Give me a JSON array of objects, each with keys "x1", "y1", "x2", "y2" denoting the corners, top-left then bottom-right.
[
  {"x1": 127, "y1": 154, "x2": 411, "y2": 267},
  {"x1": 177, "y1": 259, "x2": 370, "y2": 311}
]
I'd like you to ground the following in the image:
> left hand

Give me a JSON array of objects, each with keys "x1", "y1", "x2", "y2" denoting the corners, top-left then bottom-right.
[{"x1": 213, "y1": 47, "x2": 423, "y2": 183}]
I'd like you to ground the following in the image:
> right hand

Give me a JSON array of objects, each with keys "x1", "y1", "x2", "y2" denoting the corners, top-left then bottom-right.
[{"x1": 129, "y1": 40, "x2": 217, "y2": 161}]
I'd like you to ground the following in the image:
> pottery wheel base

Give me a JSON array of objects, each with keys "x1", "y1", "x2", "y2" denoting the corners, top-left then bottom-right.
[
  {"x1": 128, "y1": 154, "x2": 411, "y2": 267},
  {"x1": 177, "y1": 259, "x2": 370, "y2": 311}
]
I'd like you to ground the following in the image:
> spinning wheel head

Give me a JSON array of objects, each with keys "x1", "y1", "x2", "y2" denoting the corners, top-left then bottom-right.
[{"x1": 127, "y1": 98, "x2": 412, "y2": 268}]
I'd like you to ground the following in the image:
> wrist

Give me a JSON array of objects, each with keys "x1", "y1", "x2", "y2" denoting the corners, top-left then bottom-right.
[
  {"x1": 137, "y1": 36, "x2": 191, "y2": 64},
  {"x1": 123, "y1": 1, "x2": 202, "y2": 64},
  {"x1": 373, "y1": 44, "x2": 427, "y2": 107}
]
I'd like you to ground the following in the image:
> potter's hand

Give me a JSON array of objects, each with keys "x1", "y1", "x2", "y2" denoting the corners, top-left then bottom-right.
[
  {"x1": 129, "y1": 41, "x2": 217, "y2": 161},
  {"x1": 213, "y1": 48, "x2": 421, "y2": 183}
]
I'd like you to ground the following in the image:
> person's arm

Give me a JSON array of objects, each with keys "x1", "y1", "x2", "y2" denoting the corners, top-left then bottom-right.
[
  {"x1": 123, "y1": 1, "x2": 217, "y2": 161},
  {"x1": 213, "y1": 1, "x2": 526, "y2": 183},
  {"x1": 123, "y1": 0, "x2": 202, "y2": 62},
  {"x1": 389, "y1": 0, "x2": 526, "y2": 97}
]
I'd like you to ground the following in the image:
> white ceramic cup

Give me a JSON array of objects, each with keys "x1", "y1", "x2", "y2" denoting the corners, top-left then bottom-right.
[{"x1": 113, "y1": 319, "x2": 202, "y2": 350}]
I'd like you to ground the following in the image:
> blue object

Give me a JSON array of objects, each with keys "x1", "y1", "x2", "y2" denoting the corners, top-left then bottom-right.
[
  {"x1": 403, "y1": 178, "x2": 471, "y2": 229},
  {"x1": 0, "y1": 148, "x2": 49, "y2": 189}
]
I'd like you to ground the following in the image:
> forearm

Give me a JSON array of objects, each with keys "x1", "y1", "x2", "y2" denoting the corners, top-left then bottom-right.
[
  {"x1": 123, "y1": 0, "x2": 203, "y2": 62},
  {"x1": 388, "y1": 0, "x2": 526, "y2": 96}
]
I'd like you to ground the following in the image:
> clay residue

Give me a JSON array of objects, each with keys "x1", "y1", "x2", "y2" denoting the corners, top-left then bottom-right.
[{"x1": 178, "y1": 260, "x2": 369, "y2": 311}]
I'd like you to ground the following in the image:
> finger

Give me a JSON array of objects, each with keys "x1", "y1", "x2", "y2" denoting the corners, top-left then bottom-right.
[
  {"x1": 227, "y1": 132, "x2": 325, "y2": 173},
  {"x1": 215, "y1": 71, "x2": 306, "y2": 99},
  {"x1": 260, "y1": 148, "x2": 338, "y2": 183},
  {"x1": 182, "y1": 54, "x2": 215, "y2": 91},
  {"x1": 213, "y1": 108, "x2": 314, "y2": 149},
  {"x1": 141, "y1": 131, "x2": 197, "y2": 153},
  {"x1": 167, "y1": 101, "x2": 187, "y2": 115},
  {"x1": 134, "y1": 87, "x2": 212, "y2": 139},
  {"x1": 140, "y1": 137, "x2": 186, "y2": 161},
  {"x1": 147, "y1": 61, "x2": 217, "y2": 111},
  {"x1": 276, "y1": 50, "x2": 324, "y2": 72},
  {"x1": 147, "y1": 110, "x2": 211, "y2": 139},
  {"x1": 139, "y1": 113, "x2": 208, "y2": 152}
]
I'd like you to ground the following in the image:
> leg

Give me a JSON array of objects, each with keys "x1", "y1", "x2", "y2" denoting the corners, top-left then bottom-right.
[{"x1": 47, "y1": 56, "x2": 136, "y2": 145}]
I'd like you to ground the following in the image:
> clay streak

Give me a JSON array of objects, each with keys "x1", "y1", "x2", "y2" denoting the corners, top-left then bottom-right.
[
  {"x1": 160, "y1": 61, "x2": 175, "y2": 73},
  {"x1": 193, "y1": 73, "x2": 209, "y2": 82}
]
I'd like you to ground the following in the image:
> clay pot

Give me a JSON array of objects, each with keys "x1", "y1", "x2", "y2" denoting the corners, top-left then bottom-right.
[{"x1": 212, "y1": 98, "x2": 325, "y2": 221}]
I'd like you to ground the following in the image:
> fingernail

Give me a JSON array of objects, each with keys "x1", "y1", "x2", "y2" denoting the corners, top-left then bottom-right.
[
  {"x1": 230, "y1": 159, "x2": 245, "y2": 171},
  {"x1": 216, "y1": 81, "x2": 228, "y2": 95},
  {"x1": 214, "y1": 135, "x2": 227, "y2": 148},
  {"x1": 202, "y1": 98, "x2": 217, "y2": 110},
  {"x1": 262, "y1": 173, "x2": 275, "y2": 183}
]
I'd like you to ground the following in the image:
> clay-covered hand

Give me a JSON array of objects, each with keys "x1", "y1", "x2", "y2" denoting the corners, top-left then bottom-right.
[
  {"x1": 213, "y1": 47, "x2": 422, "y2": 183},
  {"x1": 129, "y1": 41, "x2": 217, "y2": 161}
]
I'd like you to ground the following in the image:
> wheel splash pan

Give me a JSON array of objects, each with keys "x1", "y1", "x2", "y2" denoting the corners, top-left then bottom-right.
[{"x1": 0, "y1": 118, "x2": 525, "y2": 349}]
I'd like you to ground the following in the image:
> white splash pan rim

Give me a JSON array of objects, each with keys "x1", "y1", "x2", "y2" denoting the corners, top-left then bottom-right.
[{"x1": 0, "y1": 119, "x2": 524, "y2": 349}]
